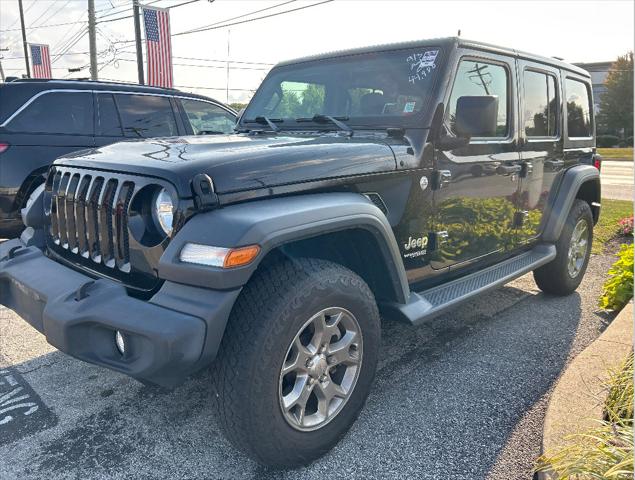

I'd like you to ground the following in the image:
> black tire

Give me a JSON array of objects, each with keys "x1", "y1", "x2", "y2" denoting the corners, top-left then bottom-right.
[
  {"x1": 212, "y1": 257, "x2": 381, "y2": 467},
  {"x1": 534, "y1": 199, "x2": 593, "y2": 295}
]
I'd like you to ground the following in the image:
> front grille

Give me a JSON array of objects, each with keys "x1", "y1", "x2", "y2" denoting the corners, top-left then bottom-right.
[{"x1": 49, "y1": 169, "x2": 135, "y2": 273}]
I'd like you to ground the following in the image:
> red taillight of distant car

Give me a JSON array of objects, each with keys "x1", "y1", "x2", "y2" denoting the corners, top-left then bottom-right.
[
  {"x1": 0, "y1": 142, "x2": 9, "y2": 154},
  {"x1": 593, "y1": 154, "x2": 601, "y2": 172}
]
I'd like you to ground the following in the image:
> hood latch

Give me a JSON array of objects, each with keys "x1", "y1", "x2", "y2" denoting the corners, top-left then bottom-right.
[{"x1": 191, "y1": 173, "x2": 219, "y2": 211}]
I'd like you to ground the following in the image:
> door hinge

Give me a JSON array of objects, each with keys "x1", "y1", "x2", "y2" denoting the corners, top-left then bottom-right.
[{"x1": 431, "y1": 170, "x2": 452, "y2": 190}]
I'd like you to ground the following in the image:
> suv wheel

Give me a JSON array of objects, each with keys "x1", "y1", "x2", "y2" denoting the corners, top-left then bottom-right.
[
  {"x1": 213, "y1": 258, "x2": 380, "y2": 467},
  {"x1": 534, "y1": 199, "x2": 593, "y2": 295}
]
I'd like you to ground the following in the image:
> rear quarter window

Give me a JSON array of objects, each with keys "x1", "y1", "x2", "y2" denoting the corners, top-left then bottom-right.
[
  {"x1": 565, "y1": 78, "x2": 592, "y2": 138},
  {"x1": 6, "y1": 91, "x2": 93, "y2": 135}
]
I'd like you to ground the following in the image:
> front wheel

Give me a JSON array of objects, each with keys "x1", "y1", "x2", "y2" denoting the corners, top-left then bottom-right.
[
  {"x1": 534, "y1": 199, "x2": 593, "y2": 295},
  {"x1": 213, "y1": 258, "x2": 380, "y2": 467}
]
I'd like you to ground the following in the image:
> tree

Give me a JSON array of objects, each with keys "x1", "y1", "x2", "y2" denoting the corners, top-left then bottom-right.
[{"x1": 599, "y1": 52, "x2": 633, "y2": 138}]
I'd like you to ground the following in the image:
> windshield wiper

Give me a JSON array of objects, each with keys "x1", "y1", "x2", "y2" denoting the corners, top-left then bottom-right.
[
  {"x1": 243, "y1": 116, "x2": 282, "y2": 132},
  {"x1": 296, "y1": 114, "x2": 354, "y2": 136}
]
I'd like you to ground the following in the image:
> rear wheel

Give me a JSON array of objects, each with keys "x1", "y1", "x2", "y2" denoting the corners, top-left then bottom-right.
[
  {"x1": 534, "y1": 199, "x2": 593, "y2": 295},
  {"x1": 213, "y1": 257, "x2": 380, "y2": 467}
]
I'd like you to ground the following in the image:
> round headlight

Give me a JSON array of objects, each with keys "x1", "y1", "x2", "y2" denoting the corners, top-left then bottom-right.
[{"x1": 153, "y1": 188, "x2": 174, "y2": 235}]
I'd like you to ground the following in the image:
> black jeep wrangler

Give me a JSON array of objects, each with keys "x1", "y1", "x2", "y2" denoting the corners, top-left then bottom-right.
[{"x1": 0, "y1": 37, "x2": 600, "y2": 467}]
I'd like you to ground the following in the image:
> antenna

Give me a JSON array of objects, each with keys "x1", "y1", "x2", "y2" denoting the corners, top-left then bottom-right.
[{"x1": 457, "y1": 29, "x2": 461, "y2": 37}]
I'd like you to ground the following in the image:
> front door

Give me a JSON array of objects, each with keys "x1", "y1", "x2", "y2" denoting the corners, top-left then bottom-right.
[
  {"x1": 516, "y1": 61, "x2": 564, "y2": 243},
  {"x1": 432, "y1": 53, "x2": 521, "y2": 269}
]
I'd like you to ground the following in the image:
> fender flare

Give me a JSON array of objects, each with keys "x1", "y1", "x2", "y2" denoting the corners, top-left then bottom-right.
[
  {"x1": 159, "y1": 192, "x2": 410, "y2": 303},
  {"x1": 541, "y1": 165, "x2": 600, "y2": 243}
]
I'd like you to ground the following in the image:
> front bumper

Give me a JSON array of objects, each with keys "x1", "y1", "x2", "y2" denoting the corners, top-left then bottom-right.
[{"x1": 0, "y1": 238, "x2": 241, "y2": 387}]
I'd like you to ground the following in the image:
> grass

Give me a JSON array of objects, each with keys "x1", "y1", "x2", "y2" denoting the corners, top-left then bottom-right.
[
  {"x1": 593, "y1": 198, "x2": 633, "y2": 254},
  {"x1": 535, "y1": 353, "x2": 634, "y2": 479},
  {"x1": 598, "y1": 147, "x2": 633, "y2": 160}
]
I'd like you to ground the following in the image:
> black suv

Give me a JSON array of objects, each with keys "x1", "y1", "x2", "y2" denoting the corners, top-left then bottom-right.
[
  {"x1": 0, "y1": 38, "x2": 600, "y2": 467},
  {"x1": 0, "y1": 79, "x2": 236, "y2": 236}
]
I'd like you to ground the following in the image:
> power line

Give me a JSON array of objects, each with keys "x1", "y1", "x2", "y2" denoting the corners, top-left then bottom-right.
[
  {"x1": 32, "y1": 0, "x2": 73, "y2": 29},
  {"x1": 177, "y1": 0, "x2": 296, "y2": 36},
  {"x1": 0, "y1": 18, "x2": 86, "y2": 32},
  {"x1": 96, "y1": 0, "x2": 200, "y2": 24},
  {"x1": 172, "y1": 0, "x2": 334, "y2": 36},
  {"x1": 4, "y1": 0, "x2": 36, "y2": 30},
  {"x1": 28, "y1": 1, "x2": 58, "y2": 27}
]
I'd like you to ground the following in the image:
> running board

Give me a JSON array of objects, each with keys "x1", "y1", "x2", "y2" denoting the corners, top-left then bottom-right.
[{"x1": 381, "y1": 244, "x2": 556, "y2": 326}]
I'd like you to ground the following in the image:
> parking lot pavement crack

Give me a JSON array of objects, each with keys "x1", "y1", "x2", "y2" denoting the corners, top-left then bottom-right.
[{"x1": 17, "y1": 360, "x2": 62, "y2": 375}]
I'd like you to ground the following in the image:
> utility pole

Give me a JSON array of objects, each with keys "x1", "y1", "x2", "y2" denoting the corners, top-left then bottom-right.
[
  {"x1": 133, "y1": 0, "x2": 144, "y2": 84},
  {"x1": 18, "y1": 0, "x2": 30, "y2": 77},
  {"x1": 88, "y1": 0, "x2": 97, "y2": 80}
]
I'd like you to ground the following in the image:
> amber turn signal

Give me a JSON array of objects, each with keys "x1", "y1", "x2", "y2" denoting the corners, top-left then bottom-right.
[{"x1": 224, "y1": 245, "x2": 261, "y2": 268}]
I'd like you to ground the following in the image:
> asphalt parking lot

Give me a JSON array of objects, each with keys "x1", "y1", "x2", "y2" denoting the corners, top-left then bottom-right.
[{"x1": 0, "y1": 252, "x2": 616, "y2": 480}]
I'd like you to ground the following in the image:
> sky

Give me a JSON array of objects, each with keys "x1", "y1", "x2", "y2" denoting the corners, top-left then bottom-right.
[{"x1": 0, "y1": 0, "x2": 633, "y2": 103}]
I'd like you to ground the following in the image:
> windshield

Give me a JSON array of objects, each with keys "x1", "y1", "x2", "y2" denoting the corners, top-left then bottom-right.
[{"x1": 242, "y1": 46, "x2": 442, "y2": 128}]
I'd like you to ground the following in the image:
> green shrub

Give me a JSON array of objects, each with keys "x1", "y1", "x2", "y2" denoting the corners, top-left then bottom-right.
[
  {"x1": 605, "y1": 354, "x2": 633, "y2": 424},
  {"x1": 597, "y1": 135, "x2": 621, "y2": 147},
  {"x1": 599, "y1": 244, "x2": 634, "y2": 311},
  {"x1": 535, "y1": 353, "x2": 634, "y2": 479}
]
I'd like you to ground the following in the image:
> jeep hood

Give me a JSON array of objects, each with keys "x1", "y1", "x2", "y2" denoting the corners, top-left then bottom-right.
[{"x1": 55, "y1": 134, "x2": 397, "y2": 197}]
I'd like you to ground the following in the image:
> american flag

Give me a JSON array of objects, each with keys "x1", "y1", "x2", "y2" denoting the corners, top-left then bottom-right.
[
  {"x1": 30, "y1": 44, "x2": 52, "y2": 78},
  {"x1": 143, "y1": 6, "x2": 173, "y2": 88}
]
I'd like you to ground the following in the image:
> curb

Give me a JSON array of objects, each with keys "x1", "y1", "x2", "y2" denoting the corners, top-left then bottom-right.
[{"x1": 538, "y1": 301, "x2": 633, "y2": 476}]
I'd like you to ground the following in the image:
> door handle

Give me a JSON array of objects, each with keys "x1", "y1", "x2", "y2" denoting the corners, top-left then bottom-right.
[{"x1": 496, "y1": 164, "x2": 522, "y2": 175}]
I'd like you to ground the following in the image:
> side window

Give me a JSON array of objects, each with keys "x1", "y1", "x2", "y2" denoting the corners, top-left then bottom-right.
[
  {"x1": 448, "y1": 59, "x2": 509, "y2": 137},
  {"x1": 114, "y1": 94, "x2": 178, "y2": 138},
  {"x1": 523, "y1": 70, "x2": 558, "y2": 137},
  {"x1": 8, "y1": 91, "x2": 93, "y2": 135},
  {"x1": 180, "y1": 99, "x2": 236, "y2": 134},
  {"x1": 565, "y1": 78, "x2": 592, "y2": 138},
  {"x1": 96, "y1": 93, "x2": 123, "y2": 137}
]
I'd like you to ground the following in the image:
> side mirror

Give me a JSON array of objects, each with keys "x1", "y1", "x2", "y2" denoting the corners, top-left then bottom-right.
[{"x1": 455, "y1": 95, "x2": 499, "y2": 137}]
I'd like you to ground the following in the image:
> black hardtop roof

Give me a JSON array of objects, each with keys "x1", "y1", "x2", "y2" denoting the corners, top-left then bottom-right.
[
  {"x1": 1, "y1": 78, "x2": 221, "y2": 102},
  {"x1": 275, "y1": 37, "x2": 590, "y2": 78}
]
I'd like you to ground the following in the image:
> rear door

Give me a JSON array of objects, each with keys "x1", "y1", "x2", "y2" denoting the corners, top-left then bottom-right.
[
  {"x1": 516, "y1": 61, "x2": 564, "y2": 243},
  {"x1": 432, "y1": 52, "x2": 521, "y2": 270}
]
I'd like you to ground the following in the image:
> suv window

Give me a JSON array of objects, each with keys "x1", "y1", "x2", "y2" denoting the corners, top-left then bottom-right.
[
  {"x1": 8, "y1": 91, "x2": 93, "y2": 135},
  {"x1": 114, "y1": 94, "x2": 178, "y2": 138},
  {"x1": 523, "y1": 70, "x2": 558, "y2": 137},
  {"x1": 565, "y1": 78, "x2": 592, "y2": 138},
  {"x1": 448, "y1": 59, "x2": 509, "y2": 137},
  {"x1": 96, "y1": 93, "x2": 123, "y2": 137},
  {"x1": 181, "y1": 99, "x2": 236, "y2": 134}
]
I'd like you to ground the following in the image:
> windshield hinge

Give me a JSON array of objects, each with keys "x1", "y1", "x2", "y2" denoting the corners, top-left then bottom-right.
[{"x1": 191, "y1": 173, "x2": 219, "y2": 211}]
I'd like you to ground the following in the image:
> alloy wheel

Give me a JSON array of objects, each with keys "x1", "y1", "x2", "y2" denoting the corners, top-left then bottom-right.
[
  {"x1": 567, "y1": 218, "x2": 589, "y2": 278},
  {"x1": 278, "y1": 307, "x2": 363, "y2": 431}
]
